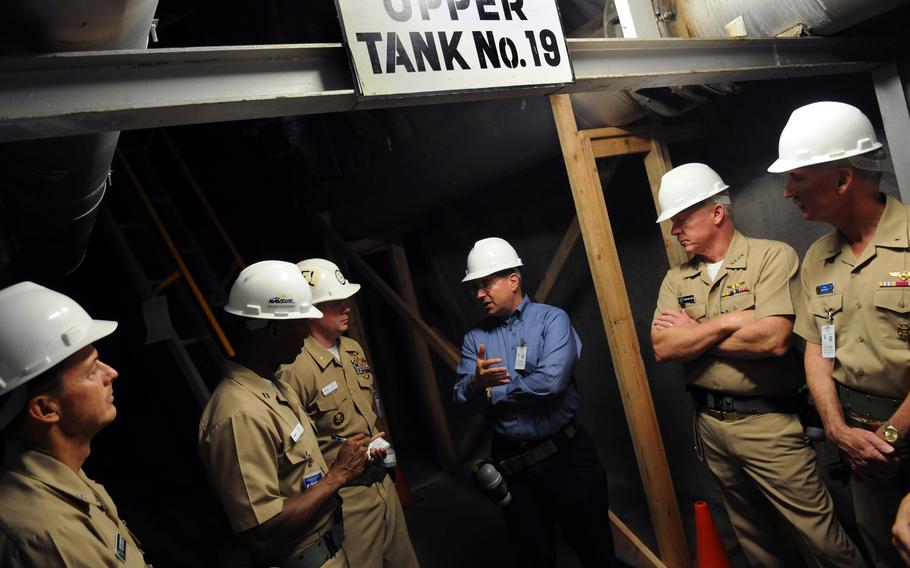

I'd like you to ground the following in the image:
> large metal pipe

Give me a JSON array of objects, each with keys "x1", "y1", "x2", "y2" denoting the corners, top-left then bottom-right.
[
  {"x1": 0, "y1": 0, "x2": 158, "y2": 278},
  {"x1": 673, "y1": 0, "x2": 910, "y2": 38}
]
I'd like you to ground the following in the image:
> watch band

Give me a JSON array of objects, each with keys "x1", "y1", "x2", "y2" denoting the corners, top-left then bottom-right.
[{"x1": 883, "y1": 422, "x2": 900, "y2": 444}]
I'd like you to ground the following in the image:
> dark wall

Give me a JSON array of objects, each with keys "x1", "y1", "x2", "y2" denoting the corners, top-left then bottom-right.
[{"x1": 360, "y1": 71, "x2": 899, "y2": 553}]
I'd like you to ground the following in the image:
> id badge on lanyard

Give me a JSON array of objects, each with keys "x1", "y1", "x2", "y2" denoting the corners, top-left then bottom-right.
[
  {"x1": 821, "y1": 309, "x2": 836, "y2": 359},
  {"x1": 515, "y1": 338, "x2": 527, "y2": 371}
]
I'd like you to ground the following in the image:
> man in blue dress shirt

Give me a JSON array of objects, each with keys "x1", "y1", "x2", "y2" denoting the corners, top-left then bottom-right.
[{"x1": 454, "y1": 237, "x2": 616, "y2": 568}]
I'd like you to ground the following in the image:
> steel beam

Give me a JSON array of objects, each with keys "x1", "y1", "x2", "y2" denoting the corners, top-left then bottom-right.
[
  {"x1": 873, "y1": 63, "x2": 910, "y2": 202},
  {"x1": 0, "y1": 37, "x2": 900, "y2": 142}
]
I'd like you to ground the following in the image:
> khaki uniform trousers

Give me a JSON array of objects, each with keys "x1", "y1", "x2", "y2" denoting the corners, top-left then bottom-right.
[
  {"x1": 339, "y1": 475, "x2": 419, "y2": 568},
  {"x1": 851, "y1": 448, "x2": 909, "y2": 568},
  {"x1": 318, "y1": 548, "x2": 348, "y2": 568},
  {"x1": 697, "y1": 412, "x2": 862, "y2": 568}
]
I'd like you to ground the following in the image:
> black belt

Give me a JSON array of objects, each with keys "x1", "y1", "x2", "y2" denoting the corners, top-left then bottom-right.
[
  {"x1": 280, "y1": 512, "x2": 344, "y2": 568},
  {"x1": 837, "y1": 383, "x2": 901, "y2": 422},
  {"x1": 689, "y1": 387, "x2": 800, "y2": 421},
  {"x1": 496, "y1": 419, "x2": 578, "y2": 476}
]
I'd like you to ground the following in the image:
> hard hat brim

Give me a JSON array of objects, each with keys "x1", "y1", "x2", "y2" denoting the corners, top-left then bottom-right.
[
  {"x1": 224, "y1": 305, "x2": 324, "y2": 319},
  {"x1": 301, "y1": 305, "x2": 324, "y2": 319},
  {"x1": 461, "y1": 263, "x2": 523, "y2": 283},
  {"x1": 655, "y1": 185, "x2": 729, "y2": 224},
  {"x1": 767, "y1": 143, "x2": 883, "y2": 173},
  {"x1": 86, "y1": 319, "x2": 119, "y2": 347},
  {"x1": 327, "y1": 282, "x2": 361, "y2": 302}
]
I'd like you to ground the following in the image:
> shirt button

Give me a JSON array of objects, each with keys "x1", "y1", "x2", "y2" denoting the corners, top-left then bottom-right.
[
  {"x1": 900, "y1": 301, "x2": 907, "y2": 308},
  {"x1": 856, "y1": 303, "x2": 862, "y2": 309},
  {"x1": 857, "y1": 337, "x2": 864, "y2": 343},
  {"x1": 857, "y1": 369, "x2": 865, "y2": 377}
]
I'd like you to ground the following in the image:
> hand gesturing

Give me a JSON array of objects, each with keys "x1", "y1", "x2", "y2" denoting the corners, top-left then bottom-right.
[{"x1": 471, "y1": 343, "x2": 511, "y2": 393}]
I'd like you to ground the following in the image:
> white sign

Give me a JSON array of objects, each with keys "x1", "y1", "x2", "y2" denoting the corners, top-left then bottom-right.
[{"x1": 334, "y1": 0, "x2": 575, "y2": 99}]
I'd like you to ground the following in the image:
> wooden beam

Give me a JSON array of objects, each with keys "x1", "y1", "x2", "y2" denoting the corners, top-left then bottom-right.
[
  {"x1": 591, "y1": 135, "x2": 652, "y2": 158},
  {"x1": 550, "y1": 93, "x2": 690, "y2": 568},
  {"x1": 533, "y1": 158, "x2": 621, "y2": 304},
  {"x1": 348, "y1": 238, "x2": 391, "y2": 255},
  {"x1": 534, "y1": 217, "x2": 581, "y2": 303},
  {"x1": 585, "y1": 123, "x2": 708, "y2": 159},
  {"x1": 643, "y1": 133, "x2": 689, "y2": 267},
  {"x1": 388, "y1": 239, "x2": 459, "y2": 469},
  {"x1": 314, "y1": 215, "x2": 458, "y2": 469},
  {"x1": 583, "y1": 123, "x2": 708, "y2": 143},
  {"x1": 610, "y1": 511, "x2": 668, "y2": 568},
  {"x1": 314, "y1": 215, "x2": 461, "y2": 370}
]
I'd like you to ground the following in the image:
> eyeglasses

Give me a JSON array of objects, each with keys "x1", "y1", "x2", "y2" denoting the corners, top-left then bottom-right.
[{"x1": 472, "y1": 276, "x2": 504, "y2": 293}]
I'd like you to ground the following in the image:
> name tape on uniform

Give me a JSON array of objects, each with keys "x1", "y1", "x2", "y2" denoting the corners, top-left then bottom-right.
[
  {"x1": 322, "y1": 381, "x2": 339, "y2": 396},
  {"x1": 304, "y1": 471, "x2": 323, "y2": 489},
  {"x1": 291, "y1": 422, "x2": 304, "y2": 442}
]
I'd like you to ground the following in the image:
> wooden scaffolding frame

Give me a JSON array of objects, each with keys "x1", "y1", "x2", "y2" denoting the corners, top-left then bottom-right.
[
  {"x1": 549, "y1": 93, "x2": 707, "y2": 567},
  {"x1": 312, "y1": 94, "x2": 713, "y2": 567}
]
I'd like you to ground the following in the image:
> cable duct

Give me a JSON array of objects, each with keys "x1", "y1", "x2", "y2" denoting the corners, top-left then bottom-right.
[{"x1": 0, "y1": 0, "x2": 159, "y2": 278}]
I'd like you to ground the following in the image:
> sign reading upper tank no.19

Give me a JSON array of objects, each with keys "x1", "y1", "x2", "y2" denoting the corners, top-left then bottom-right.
[{"x1": 334, "y1": 0, "x2": 575, "y2": 99}]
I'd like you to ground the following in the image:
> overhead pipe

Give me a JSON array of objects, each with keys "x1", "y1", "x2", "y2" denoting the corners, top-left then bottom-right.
[
  {"x1": 672, "y1": 0, "x2": 910, "y2": 38},
  {"x1": 0, "y1": 0, "x2": 158, "y2": 278},
  {"x1": 574, "y1": 0, "x2": 910, "y2": 126},
  {"x1": 329, "y1": 0, "x2": 908, "y2": 237}
]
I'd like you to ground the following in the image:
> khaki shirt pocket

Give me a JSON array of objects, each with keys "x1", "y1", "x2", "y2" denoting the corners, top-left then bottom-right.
[
  {"x1": 873, "y1": 289, "x2": 910, "y2": 349},
  {"x1": 684, "y1": 303, "x2": 707, "y2": 321},
  {"x1": 808, "y1": 293, "x2": 843, "y2": 341},
  {"x1": 720, "y1": 292, "x2": 755, "y2": 314},
  {"x1": 357, "y1": 374, "x2": 373, "y2": 391},
  {"x1": 315, "y1": 391, "x2": 348, "y2": 412},
  {"x1": 278, "y1": 438, "x2": 313, "y2": 490}
]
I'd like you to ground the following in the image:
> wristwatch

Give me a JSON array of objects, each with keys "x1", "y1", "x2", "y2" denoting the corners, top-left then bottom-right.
[{"x1": 882, "y1": 422, "x2": 900, "y2": 444}]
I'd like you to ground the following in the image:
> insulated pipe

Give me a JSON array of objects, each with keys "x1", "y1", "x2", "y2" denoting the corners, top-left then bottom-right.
[
  {"x1": 0, "y1": 0, "x2": 158, "y2": 277},
  {"x1": 673, "y1": 0, "x2": 910, "y2": 38}
]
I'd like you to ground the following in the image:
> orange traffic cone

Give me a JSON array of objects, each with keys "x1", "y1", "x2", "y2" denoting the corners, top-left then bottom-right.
[
  {"x1": 694, "y1": 501, "x2": 732, "y2": 568},
  {"x1": 393, "y1": 466, "x2": 414, "y2": 508}
]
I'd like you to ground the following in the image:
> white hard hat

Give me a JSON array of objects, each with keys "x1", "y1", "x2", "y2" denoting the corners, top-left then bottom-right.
[
  {"x1": 655, "y1": 163, "x2": 730, "y2": 223},
  {"x1": 296, "y1": 258, "x2": 361, "y2": 305},
  {"x1": 767, "y1": 101, "x2": 882, "y2": 173},
  {"x1": 0, "y1": 282, "x2": 117, "y2": 427},
  {"x1": 462, "y1": 237, "x2": 523, "y2": 283},
  {"x1": 224, "y1": 260, "x2": 323, "y2": 320}
]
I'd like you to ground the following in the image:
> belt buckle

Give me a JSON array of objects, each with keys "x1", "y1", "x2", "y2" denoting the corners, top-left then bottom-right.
[
  {"x1": 704, "y1": 408, "x2": 742, "y2": 422},
  {"x1": 705, "y1": 408, "x2": 724, "y2": 421},
  {"x1": 844, "y1": 410, "x2": 883, "y2": 431}
]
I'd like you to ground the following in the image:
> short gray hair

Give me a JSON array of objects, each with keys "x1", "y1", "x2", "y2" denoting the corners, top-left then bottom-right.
[{"x1": 706, "y1": 190, "x2": 734, "y2": 221}]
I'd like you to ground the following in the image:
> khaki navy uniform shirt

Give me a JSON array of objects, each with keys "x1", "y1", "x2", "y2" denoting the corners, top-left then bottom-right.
[
  {"x1": 0, "y1": 442, "x2": 148, "y2": 567},
  {"x1": 278, "y1": 336, "x2": 379, "y2": 463},
  {"x1": 655, "y1": 231, "x2": 803, "y2": 395},
  {"x1": 279, "y1": 338, "x2": 421, "y2": 568},
  {"x1": 198, "y1": 361, "x2": 335, "y2": 555},
  {"x1": 794, "y1": 194, "x2": 910, "y2": 400}
]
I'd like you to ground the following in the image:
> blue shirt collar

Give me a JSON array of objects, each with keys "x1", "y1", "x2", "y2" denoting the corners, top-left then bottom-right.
[{"x1": 504, "y1": 295, "x2": 530, "y2": 324}]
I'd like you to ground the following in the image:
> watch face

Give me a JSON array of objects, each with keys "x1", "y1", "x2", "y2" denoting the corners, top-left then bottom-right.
[{"x1": 883, "y1": 425, "x2": 899, "y2": 443}]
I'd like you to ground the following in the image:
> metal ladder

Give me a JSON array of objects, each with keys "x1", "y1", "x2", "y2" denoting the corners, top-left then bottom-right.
[{"x1": 100, "y1": 134, "x2": 245, "y2": 406}]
